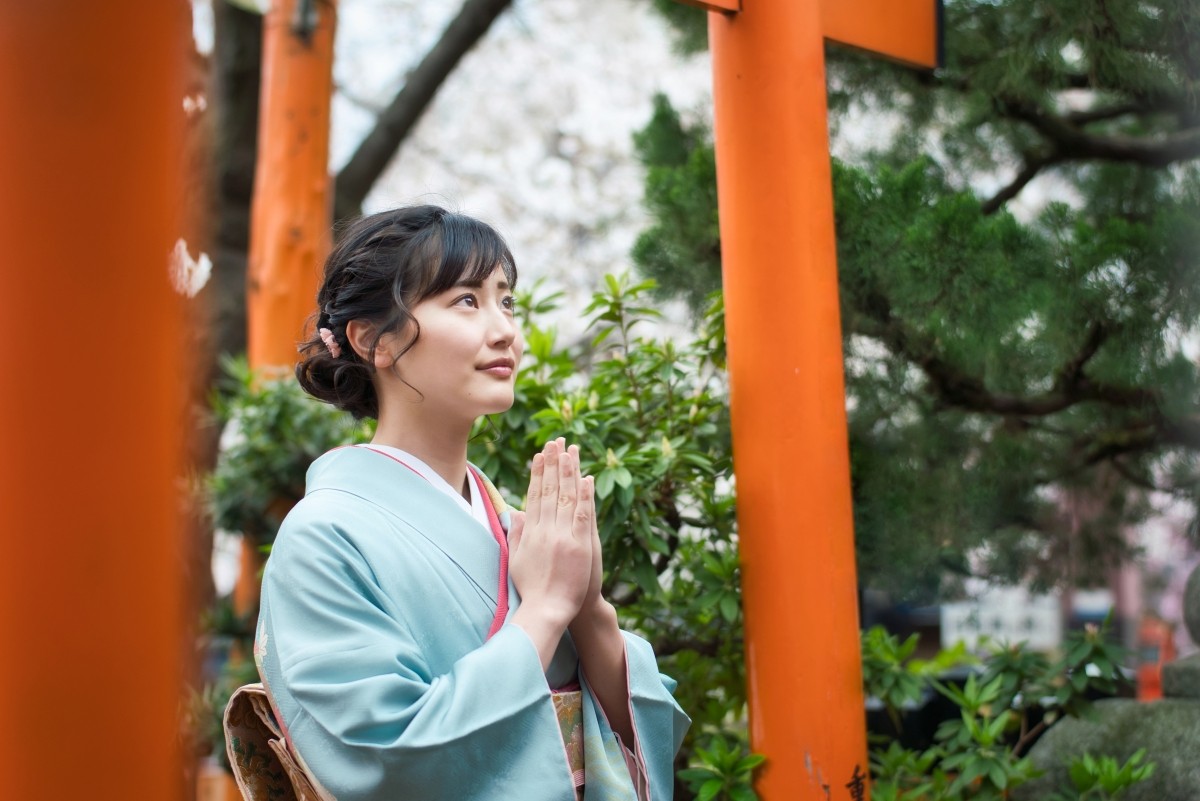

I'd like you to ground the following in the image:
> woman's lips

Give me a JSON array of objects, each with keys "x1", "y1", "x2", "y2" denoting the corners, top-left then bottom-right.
[{"x1": 478, "y1": 362, "x2": 514, "y2": 378}]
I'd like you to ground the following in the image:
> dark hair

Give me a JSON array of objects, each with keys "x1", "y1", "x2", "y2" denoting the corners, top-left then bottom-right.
[{"x1": 296, "y1": 205, "x2": 517, "y2": 419}]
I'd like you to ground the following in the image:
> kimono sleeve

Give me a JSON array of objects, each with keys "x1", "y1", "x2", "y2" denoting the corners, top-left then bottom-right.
[
  {"x1": 576, "y1": 630, "x2": 691, "y2": 801},
  {"x1": 256, "y1": 501, "x2": 578, "y2": 801}
]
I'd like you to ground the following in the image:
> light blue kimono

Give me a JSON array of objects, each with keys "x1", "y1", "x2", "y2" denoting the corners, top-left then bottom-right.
[{"x1": 255, "y1": 446, "x2": 690, "y2": 800}]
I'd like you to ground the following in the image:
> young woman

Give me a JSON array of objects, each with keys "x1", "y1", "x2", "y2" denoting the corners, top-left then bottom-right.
[{"x1": 253, "y1": 205, "x2": 689, "y2": 801}]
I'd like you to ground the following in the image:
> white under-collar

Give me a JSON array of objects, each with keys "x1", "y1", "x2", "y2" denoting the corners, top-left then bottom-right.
[{"x1": 355, "y1": 444, "x2": 490, "y2": 531}]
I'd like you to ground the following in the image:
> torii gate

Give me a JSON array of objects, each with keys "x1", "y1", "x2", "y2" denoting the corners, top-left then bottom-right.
[{"x1": 676, "y1": 1, "x2": 941, "y2": 798}]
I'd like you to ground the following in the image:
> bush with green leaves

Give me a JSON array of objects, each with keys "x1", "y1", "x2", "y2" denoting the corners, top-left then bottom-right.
[
  {"x1": 208, "y1": 355, "x2": 374, "y2": 546},
  {"x1": 1047, "y1": 750, "x2": 1155, "y2": 801},
  {"x1": 863, "y1": 619, "x2": 1152, "y2": 800},
  {"x1": 676, "y1": 736, "x2": 765, "y2": 801},
  {"x1": 470, "y1": 275, "x2": 760, "y2": 797}
]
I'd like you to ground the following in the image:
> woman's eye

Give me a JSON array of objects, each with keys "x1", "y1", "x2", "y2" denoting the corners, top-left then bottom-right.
[
  {"x1": 501, "y1": 295, "x2": 515, "y2": 311},
  {"x1": 454, "y1": 294, "x2": 478, "y2": 308}
]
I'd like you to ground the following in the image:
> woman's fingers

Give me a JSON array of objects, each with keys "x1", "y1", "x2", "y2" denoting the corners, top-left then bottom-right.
[
  {"x1": 556, "y1": 440, "x2": 579, "y2": 530},
  {"x1": 539, "y1": 440, "x2": 562, "y2": 525},
  {"x1": 507, "y1": 510, "x2": 526, "y2": 553},
  {"x1": 567, "y1": 443, "x2": 582, "y2": 505},
  {"x1": 525, "y1": 452, "x2": 545, "y2": 527},
  {"x1": 527, "y1": 439, "x2": 590, "y2": 538},
  {"x1": 574, "y1": 474, "x2": 594, "y2": 542}
]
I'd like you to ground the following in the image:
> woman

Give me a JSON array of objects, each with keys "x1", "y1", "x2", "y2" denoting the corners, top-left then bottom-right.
[{"x1": 254, "y1": 205, "x2": 690, "y2": 801}]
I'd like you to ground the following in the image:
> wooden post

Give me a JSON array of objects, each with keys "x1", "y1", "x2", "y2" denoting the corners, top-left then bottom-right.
[
  {"x1": 247, "y1": 0, "x2": 337, "y2": 371},
  {"x1": 701, "y1": 1, "x2": 940, "y2": 797},
  {"x1": 0, "y1": 3, "x2": 186, "y2": 799},
  {"x1": 240, "y1": 0, "x2": 337, "y2": 622}
]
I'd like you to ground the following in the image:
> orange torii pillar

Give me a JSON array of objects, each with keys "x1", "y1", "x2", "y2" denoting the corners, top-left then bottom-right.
[
  {"x1": 0, "y1": 4, "x2": 187, "y2": 800},
  {"x1": 247, "y1": 0, "x2": 337, "y2": 371},
  {"x1": 681, "y1": 0, "x2": 941, "y2": 798},
  {"x1": 239, "y1": 0, "x2": 337, "y2": 619}
]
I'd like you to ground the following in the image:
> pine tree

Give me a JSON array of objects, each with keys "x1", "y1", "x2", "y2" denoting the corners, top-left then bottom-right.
[{"x1": 638, "y1": 0, "x2": 1199, "y2": 598}]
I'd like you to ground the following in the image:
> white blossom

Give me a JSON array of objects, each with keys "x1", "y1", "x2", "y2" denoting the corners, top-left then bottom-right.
[{"x1": 169, "y1": 238, "x2": 213, "y2": 298}]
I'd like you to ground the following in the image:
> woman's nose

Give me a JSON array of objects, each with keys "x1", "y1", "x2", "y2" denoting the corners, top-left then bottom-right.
[{"x1": 487, "y1": 306, "x2": 517, "y2": 345}]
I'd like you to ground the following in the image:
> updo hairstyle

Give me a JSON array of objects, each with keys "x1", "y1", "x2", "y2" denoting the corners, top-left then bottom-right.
[{"x1": 296, "y1": 205, "x2": 517, "y2": 419}]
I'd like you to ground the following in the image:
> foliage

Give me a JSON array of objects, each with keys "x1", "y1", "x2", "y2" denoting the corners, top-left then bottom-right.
[
  {"x1": 862, "y1": 619, "x2": 1149, "y2": 800},
  {"x1": 208, "y1": 355, "x2": 374, "y2": 544},
  {"x1": 631, "y1": 94, "x2": 721, "y2": 315},
  {"x1": 642, "y1": 0, "x2": 1200, "y2": 600},
  {"x1": 649, "y1": 0, "x2": 709, "y2": 55},
  {"x1": 471, "y1": 276, "x2": 753, "y2": 782},
  {"x1": 1047, "y1": 750, "x2": 1156, "y2": 800},
  {"x1": 676, "y1": 734, "x2": 765, "y2": 801},
  {"x1": 862, "y1": 627, "x2": 975, "y2": 732}
]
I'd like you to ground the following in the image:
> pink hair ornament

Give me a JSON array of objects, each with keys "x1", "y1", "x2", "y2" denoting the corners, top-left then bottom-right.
[{"x1": 318, "y1": 328, "x2": 342, "y2": 359}]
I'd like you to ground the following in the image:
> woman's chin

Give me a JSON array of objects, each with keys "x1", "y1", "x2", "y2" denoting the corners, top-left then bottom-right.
[{"x1": 474, "y1": 394, "x2": 516, "y2": 418}]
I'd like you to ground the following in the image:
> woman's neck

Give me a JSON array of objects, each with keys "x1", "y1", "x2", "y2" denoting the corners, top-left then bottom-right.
[{"x1": 371, "y1": 407, "x2": 473, "y2": 498}]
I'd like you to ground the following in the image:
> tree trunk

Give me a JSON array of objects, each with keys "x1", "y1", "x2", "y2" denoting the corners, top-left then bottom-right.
[
  {"x1": 210, "y1": 2, "x2": 263, "y2": 373},
  {"x1": 333, "y1": 0, "x2": 513, "y2": 222}
]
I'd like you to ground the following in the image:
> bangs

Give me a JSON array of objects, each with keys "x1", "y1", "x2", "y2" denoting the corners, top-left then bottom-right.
[{"x1": 404, "y1": 212, "x2": 517, "y2": 303}]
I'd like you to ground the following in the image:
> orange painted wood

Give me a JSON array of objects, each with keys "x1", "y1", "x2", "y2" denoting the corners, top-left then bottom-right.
[
  {"x1": 0, "y1": 3, "x2": 187, "y2": 800},
  {"x1": 242, "y1": 0, "x2": 337, "y2": 624},
  {"x1": 708, "y1": 1, "x2": 871, "y2": 798},
  {"x1": 822, "y1": 0, "x2": 941, "y2": 69},
  {"x1": 247, "y1": 0, "x2": 337, "y2": 370}
]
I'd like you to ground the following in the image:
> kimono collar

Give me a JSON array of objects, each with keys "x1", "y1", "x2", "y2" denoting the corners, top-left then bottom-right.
[{"x1": 304, "y1": 446, "x2": 512, "y2": 605}]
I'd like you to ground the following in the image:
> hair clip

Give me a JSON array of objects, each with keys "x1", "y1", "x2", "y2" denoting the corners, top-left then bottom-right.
[{"x1": 318, "y1": 328, "x2": 343, "y2": 359}]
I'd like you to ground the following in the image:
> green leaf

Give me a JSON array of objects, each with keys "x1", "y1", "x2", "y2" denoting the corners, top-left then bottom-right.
[
  {"x1": 1068, "y1": 759, "x2": 1097, "y2": 791},
  {"x1": 613, "y1": 467, "x2": 634, "y2": 489},
  {"x1": 698, "y1": 778, "x2": 724, "y2": 801},
  {"x1": 735, "y1": 754, "x2": 766, "y2": 773},
  {"x1": 605, "y1": 273, "x2": 621, "y2": 296},
  {"x1": 595, "y1": 469, "x2": 616, "y2": 499},
  {"x1": 719, "y1": 594, "x2": 739, "y2": 622},
  {"x1": 729, "y1": 786, "x2": 758, "y2": 801},
  {"x1": 677, "y1": 768, "x2": 719, "y2": 783}
]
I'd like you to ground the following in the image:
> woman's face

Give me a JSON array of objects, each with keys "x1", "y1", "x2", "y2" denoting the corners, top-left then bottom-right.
[{"x1": 386, "y1": 264, "x2": 523, "y2": 425}]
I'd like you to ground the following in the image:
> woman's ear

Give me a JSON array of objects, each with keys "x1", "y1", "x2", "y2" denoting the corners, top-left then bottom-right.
[{"x1": 345, "y1": 319, "x2": 390, "y2": 368}]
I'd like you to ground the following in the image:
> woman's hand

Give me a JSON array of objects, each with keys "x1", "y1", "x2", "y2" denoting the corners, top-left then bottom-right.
[
  {"x1": 572, "y1": 458, "x2": 606, "y2": 626},
  {"x1": 509, "y1": 439, "x2": 593, "y2": 667}
]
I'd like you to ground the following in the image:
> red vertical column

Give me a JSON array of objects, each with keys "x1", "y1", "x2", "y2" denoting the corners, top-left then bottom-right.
[
  {"x1": 246, "y1": 0, "x2": 337, "y2": 371},
  {"x1": 708, "y1": 1, "x2": 870, "y2": 798},
  {"x1": 0, "y1": 4, "x2": 187, "y2": 800}
]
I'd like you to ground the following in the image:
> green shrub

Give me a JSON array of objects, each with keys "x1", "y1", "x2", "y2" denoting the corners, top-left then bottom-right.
[{"x1": 863, "y1": 618, "x2": 1152, "y2": 800}]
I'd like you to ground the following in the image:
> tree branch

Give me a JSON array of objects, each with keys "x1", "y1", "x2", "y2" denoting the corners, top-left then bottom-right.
[
  {"x1": 1108, "y1": 456, "x2": 1161, "y2": 493},
  {"x1": 851, "y1": 287, "x2": 1157, "y2": 417},
  {"x1": 1055, "y1": 320, "x2": 1108, "y2": 389},
  {"x1": 981, "y1": 150, "x2": 1060, "y2": 214},
  {"x1": 1006, "y1": 99, "x2": 1200, "y2": 167},
  {"x1": 979, "y1": 102, "x2": 1178, "y2": 213},
  {"x1": 1064, "y1": 102, "x2": 1146, "y2": 125},
  {"x1": 333, "y1": 0, "x2": 513, "y2": 222}
]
